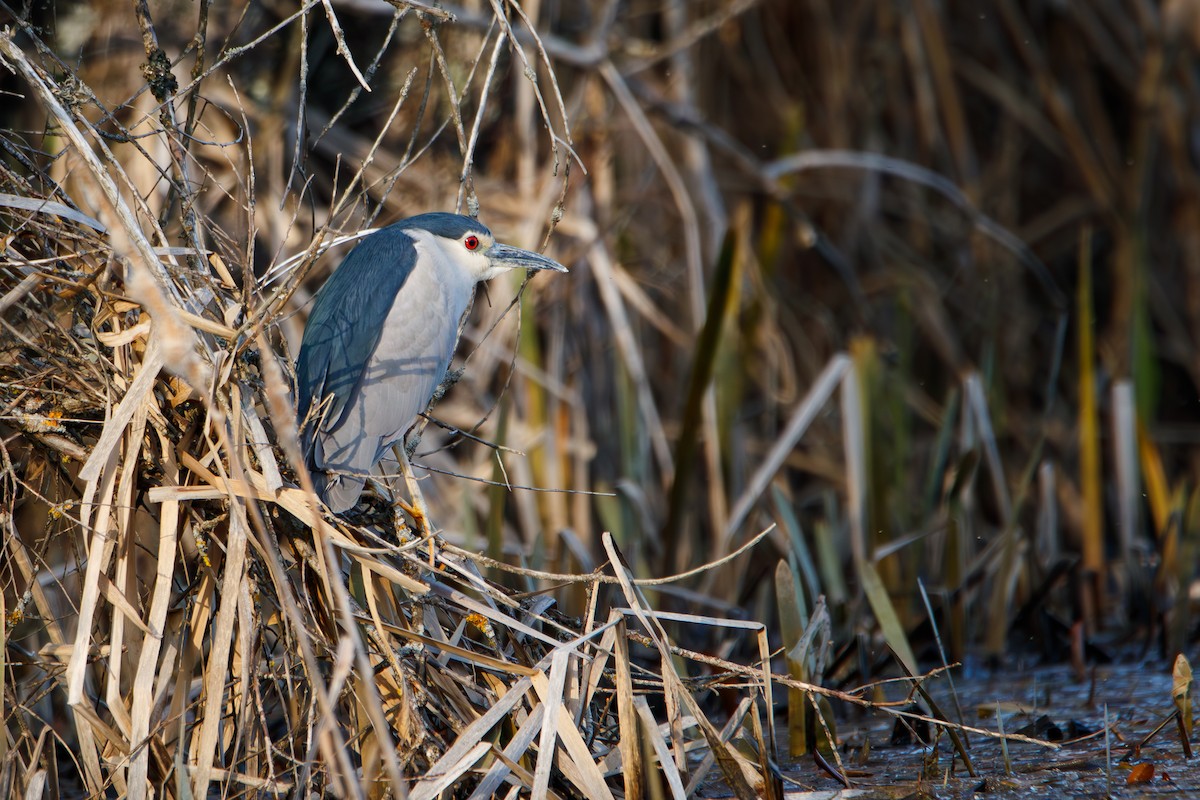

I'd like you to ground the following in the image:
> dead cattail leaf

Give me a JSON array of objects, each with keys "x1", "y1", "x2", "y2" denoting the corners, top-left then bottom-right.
[{"x1": 1174, "y1": 654, "x2": 1194, "y2": 743}]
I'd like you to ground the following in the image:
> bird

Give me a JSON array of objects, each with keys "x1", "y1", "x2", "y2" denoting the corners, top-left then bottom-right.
[{"x1": 294, "y1": 212, "x2": 567, "y2": 512}]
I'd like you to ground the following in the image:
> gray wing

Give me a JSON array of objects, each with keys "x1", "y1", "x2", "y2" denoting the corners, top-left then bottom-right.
[
  {"x1": 312, "y1": 323, "x2": 459, "y2": 511},
  {"x1": 321, "y1": 288, "x2": 460, "y2": 456},
  {"x1": 295, "y1": 227, "x2": 419, "y2": 482}
]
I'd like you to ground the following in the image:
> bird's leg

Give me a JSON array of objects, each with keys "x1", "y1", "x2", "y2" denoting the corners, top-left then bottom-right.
[{"x1": 391, "y1": 444, "x2": 436, "y2": 567}]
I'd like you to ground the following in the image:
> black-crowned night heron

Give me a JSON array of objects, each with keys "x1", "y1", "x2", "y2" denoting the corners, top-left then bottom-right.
[{"x1": 295, "y1": 212, "x2": 567, "y2": 512}]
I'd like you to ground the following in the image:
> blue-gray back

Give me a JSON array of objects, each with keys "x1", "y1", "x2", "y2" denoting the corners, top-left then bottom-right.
[{"x1": 295, "y1": 225, "x2": 420, "y2": 452}]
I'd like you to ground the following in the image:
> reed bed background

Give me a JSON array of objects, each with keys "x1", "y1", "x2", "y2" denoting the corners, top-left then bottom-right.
[{"x1": 1, "y1": 0, "x2": 1198, "y2": 796}]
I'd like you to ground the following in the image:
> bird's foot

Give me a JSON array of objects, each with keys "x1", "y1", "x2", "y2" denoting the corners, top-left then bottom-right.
[{"x1": 392, "y1": 498, "x2": 437, "y2": 567}]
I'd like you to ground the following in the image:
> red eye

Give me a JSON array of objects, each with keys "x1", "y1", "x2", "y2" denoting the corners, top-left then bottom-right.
[{"x1": 464, "y1": 235, "x2": 480, "y2": 251}]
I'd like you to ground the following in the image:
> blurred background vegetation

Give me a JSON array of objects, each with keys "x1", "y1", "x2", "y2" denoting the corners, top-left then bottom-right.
[{"x1": 3, "y1": 0, "x2": 1200, "y2": 794}]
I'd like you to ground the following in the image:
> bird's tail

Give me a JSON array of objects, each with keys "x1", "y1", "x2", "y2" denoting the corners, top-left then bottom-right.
[
  {"x1": 312, "y1": 471, "x2": 365, "y2": 514},
  {"x1": 299, "y1": 427, "x2": 354, "y2": 512}
]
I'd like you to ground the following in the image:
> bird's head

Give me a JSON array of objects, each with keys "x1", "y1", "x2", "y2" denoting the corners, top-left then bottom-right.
[{"x1": 400, "y1": 212, "x2": 567, "y2": 282}]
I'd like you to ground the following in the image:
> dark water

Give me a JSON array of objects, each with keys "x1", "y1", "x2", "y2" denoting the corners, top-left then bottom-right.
[{"x1": 772, "y1": 664, "x2": 1195, "y2": 799}]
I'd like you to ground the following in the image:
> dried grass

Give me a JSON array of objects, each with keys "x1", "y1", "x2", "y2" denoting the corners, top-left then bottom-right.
[{"x1": 0, "y1": 5, "x2": 806, "y2": 796}]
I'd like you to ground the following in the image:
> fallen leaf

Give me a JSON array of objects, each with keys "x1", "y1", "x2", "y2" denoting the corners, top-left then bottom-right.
[{"x1": 1127, "y1": 763, "x2": 1154, "y2": 784}]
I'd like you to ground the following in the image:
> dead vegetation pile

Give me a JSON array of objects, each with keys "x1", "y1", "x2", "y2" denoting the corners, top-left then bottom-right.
[{"x1": 0, "y1": 6, "x2": 812, "y2": 798}]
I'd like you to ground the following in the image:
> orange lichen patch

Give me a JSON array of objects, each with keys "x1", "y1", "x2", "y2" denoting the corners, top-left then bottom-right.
[{"x1": 47, "y1": 500, "x2": 76, "y2": 520}]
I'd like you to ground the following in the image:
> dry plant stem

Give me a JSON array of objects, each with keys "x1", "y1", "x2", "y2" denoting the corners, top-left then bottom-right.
[
  {"x1": 964, "y1": 373, "x2": 1013, "y2": 523},
  {"x1": 316, "y1": 531, "x2": 407, "y2": 799},
  {"x1": 68, "y1": 404, "x2": 133, "y2": 745},
  {"x1": 765, "y1": 149, "x2": 1065, "y2": 308},
  {"x1": 995, "y1": 0, "x2": 1117, "y2": 209},
  {"x1": 441, "y1": 522, "x2": 775, "y2": 586},
  {"x1": 814, "y1": 746, "x2": 851, "y2": 788},
  {"x1": 241, "y1": 64, "x2": 418, "y2": 342},
  {"x1": 287, "y1": 7, "x2": 312, "y2": 206},
  {"x1": 418, "y1": 413, "x2": 524, "y2": 455},
  {"x1": 392, "y1": 443, "x2": 435, "y2": 541},
  {"x1": 409, "y1": 619, "x2": 628, "y2": 800},
  {"x1": 253, "y1": 530, "x2": 375, "y2": 793},
  {"x1": 1175, "y1": 711, "x2": 1195, "y2": 759},
  {"x1": 463, "y1": 710, "x2": 553, "y2": 800},
  {"x1": 399, "y1": 458, "x2": 608, "y2": 495},
  {"x1": 601, "y1": 533, "x2": 759, "y2": 799},
  {"x1": 320, "y1": 0, "x2": 371, "y2": 90},
  {"x1": 585, "y1": 224, "x2": 675, "y2": 482},
  {"x1": 107, "y1": 406, "x2": 150, "y2": 783},
  {"x1": 599, "y1": 59, "x2": 725, "y2": 542},
  {"x1": 598, "y1": 60, "x2": 703, "y2": 323},
  {"x1": 531, "y1": 647, "x2": 570, "y2": 797},
  {"x1": 457, "y1": 22, "x2": 505, "y2": 212},
  {"x1": 918, "y1": 577, "x2": 969, "y2": 741},
  {"x1": 0, "y1": 272, "x2": 44, "y2": 316},
  {"x1": 182, "y1": 0, "x2": 212, "y2": 137},
  {"x1": 191, "y1": 497, "x2": 254, "y2": 797},
  {"x1": 722, "y1": 354, "x2": 851, "y2": 549},
  {"x1": 486, "y1": 0, "x2": 579, "y2": 168},
  {"x1": 0, "y1": 38, "x2": 180, "y2": 306},
  {"x1": 613, "y1": 619, "x2": 643, "y2": 799},
  {"x1": 622, "y1": 0, "x2": 762, "y2": 76},
  {"x1": 132, "y1": 0, "x2": 205, "y2": 261},
  {"x1": 162, "y1": 0, "x2": 324, "y2": 104},
  {"x1": 529, "y1": 662, "x2": 618, "y2": 798},
  {"x1": 607, "y1": 581, "x2": 1052, "y2": 757},
  {"x1": 512, "y1": 0, "x2": 541, "y2": 201},
  {"x1": 313, "y1": 8, "x2": 409, "y2": 147},
  {"x1": 681, "y1": 697, "x2": 753, "y2": 796},
  {"x1": 664, "y1": 1, "x2": 728, "y2": 256},
  {"x1": 635, "y1": 694, "x2": 690, "y2": 797},
  {"x1": 0, "y1": 193, "x2": 106, "y2": 231},
  {"x1": 420, "y1": 19, "x2": 469, "y2": 157},
  {"x1": 405, "y1": 1, "x2": 603, "y2": 67},
  {"x1": 375, "y1": 0, "x2": 453, "y2": 19},
  {"x1": 184, "y1": 402, "x2": 254, "y2": 797},
  {"x1": 1111, "y1": 381, "x2": 1139, "y2": 560},
  {"x1": 914, "y1": 0, "x2": 976, "y2": 182}
]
